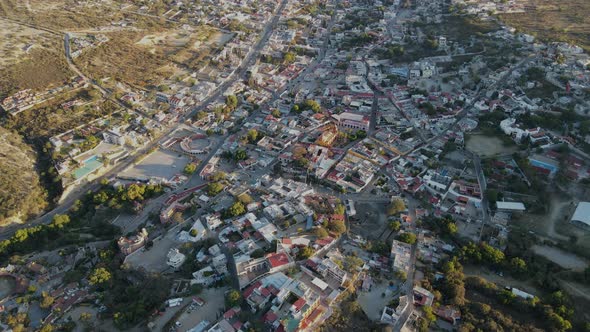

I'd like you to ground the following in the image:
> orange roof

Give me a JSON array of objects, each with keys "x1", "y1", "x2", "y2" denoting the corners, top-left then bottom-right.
[{"x1": 267, "y1": 252, "x2": 290, "y2": 268}]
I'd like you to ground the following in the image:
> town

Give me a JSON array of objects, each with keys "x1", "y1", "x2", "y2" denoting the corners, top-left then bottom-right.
[{"x1": 0, "y1": 0, "x2": 589, "y2": 331}]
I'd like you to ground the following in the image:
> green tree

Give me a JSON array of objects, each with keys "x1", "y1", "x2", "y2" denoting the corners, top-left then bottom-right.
[
  {"x1": 89, "y1": 267, "x2": 111, "y2": 285},
  {"x1": 388, "y1": 198, "x2": 406, "y2": 216},
  {"x1": 225, "y1": 290, "x2": 242, "y2": 308},
  {"x1": 389, "y1": 221, "x2": 401, "y2": 232},
  {"x1": 485, "y1": 189, "x2": 498, "y2": 204},
  {"x1": 480, "y1": 243, "x2": 505, "y2": 265},
  {"x1": 445, "y1": 222, "x2": 458, "y2": 235},
  {"x1": 271, "y1": 109, "x2": 281, "y2": 118},
  {"x1": 298, "y1": 246, "x2": 314, "y2": 259},
  {"x1": 126, "y1": 184, "x2": 146, "y2": 201},
  {"x1": 207, "y1": 182, "x2": 225, "y2": 196},
  {"x1": 251, "y1": 249, "x2": 265, "y2": 258},
  {"x1": 246, "y1": 129, "x2": 258, "y2": 143},
  {"x1": 509, "y1": 257, "x2": 527, "y2": 273},
  {"x1": 234, "y1": 149, "x2": 248, "y2": 161},
  {"x1": 49, "y1": 214, "x2": 71, "y2": 229},
  {"x1": 93, "y1": 191, "x2": 109, "y2": 205},
  {"x1": 227, "y1": 201, "x2": 246, "y2": 217},
  {"x1": 39, "y1": 324, "x2": 54, "y2": 332},
  {"x1": 334, "y1": 204, "x2": 346, "y2": 215},
  {"x1": 210, "y1": 171, "x2": 227, "y2": 182},
  {"x1": 315, "y1": 227, "x2": 329, "y2": 239},
  {"x1": 40, "y1": 291, "x2": 54, "y2": 308},
  {"x1": 284, "y1": 51, "x2": 296, "y2": 64},
  {"x1": 343, "y1": 255, "x2": 364, "y2": 272},
  {"x1": 422, "y1": 305, "x2": 436, "y2": 323},
  {"x1": 328, "y1": 220, "x2": 346, "y2": 235},
  {"x1": 225, "y1": 95, "x2": 238, "y2": 110},
  {"x1": 80, "y1": 312, "x2": 92, "y2": 322},
  {"x1": 548, "y1": 312, "x2": 572, "y2": 331},
  {"x1": 183, "y1": 163, "x2": 197, "y2": 174},
  {"x1": 397, "y1": 232, "x2": 417, "y2": 245},
  {"x1": 172, "y1": 211, "x2": 184, "y2": 223}
]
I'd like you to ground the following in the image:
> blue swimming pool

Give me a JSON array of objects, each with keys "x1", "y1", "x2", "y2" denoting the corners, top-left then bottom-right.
[{"x1": 73, "y1": 155, "x2": 102, "y2": 179}]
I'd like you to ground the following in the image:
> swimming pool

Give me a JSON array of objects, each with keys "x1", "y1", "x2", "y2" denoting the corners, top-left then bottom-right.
[{"x1": 73, "y1": 155, "x2": 103, "y2": 179}]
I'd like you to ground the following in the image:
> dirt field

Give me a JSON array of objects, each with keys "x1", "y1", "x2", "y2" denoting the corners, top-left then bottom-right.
[
  {"x1": 512, "y1": 193, "x2": 574, "y2": 242},
  {"x1": 531, "y1": 245, "x2": 589, "y2": 271},
  {"x1": 498, "y1": 0, "x2": 590, "y2": 52},
  {"x1": 0, "y1": 19, "x2": 58, "y2": 67},
  {"x1": 120, "y1": 149, "x2": 190, "y2": 181},
  {"x1": 77, "y1": 31, "x2": 172, "y2": 87},
  {"x1": 466, "y1": 134, "x2": 517, "y2": 157},
  {"x1": 0, "y1": 0, "x2": 144, "y2": 31},
  {"x1": 0, "y1": 43, "x2": 74, "y2": 98}
]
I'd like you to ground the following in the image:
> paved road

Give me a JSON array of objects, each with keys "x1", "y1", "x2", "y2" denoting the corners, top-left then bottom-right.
[{"x1": 472, "y1": 154, "x2": 490, "y2": 241}]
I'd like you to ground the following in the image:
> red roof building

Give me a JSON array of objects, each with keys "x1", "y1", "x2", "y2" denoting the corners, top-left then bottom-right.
[{"x1": 267, "y1": 252, "x2": 292, "y2": 269}]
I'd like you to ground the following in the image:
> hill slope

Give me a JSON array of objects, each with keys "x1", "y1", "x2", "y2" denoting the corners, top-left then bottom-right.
[{"x1": 0, "y1": 126, "x2": 47, "y2": 224}]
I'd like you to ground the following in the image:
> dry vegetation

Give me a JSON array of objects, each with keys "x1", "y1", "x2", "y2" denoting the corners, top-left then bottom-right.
[
  {"x1": 3, "y1": 90, "x2": 118, "y2": 140},
  {"x1": 0, "y1": 19, "x2": 56, "y2": 67},
  {"x1": 1, "y1": 0, "x2": 118, "y2": 30},
  {"x1": 0, "y1": 0, "x2": 173, "y2": 31},
  {"x1": 77, "y1": 31, "x2": 173, "y2": 87},
  {"x1": 0, "y1": 47, "x2": 74, "y2": 99},
  {"x1": 77, "y1": 26, "x2": 227, "y2": 87},
  {"x1": 498, "y1": 0, "x2": 590, "y2": 52},
  {"x1": 0, "y1": 126, "x2": 47, "y2": 225}
]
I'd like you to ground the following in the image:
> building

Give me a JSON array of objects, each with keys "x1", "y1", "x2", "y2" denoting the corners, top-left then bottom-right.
[
  {"x1": 391, "y1": 240, "x2": 412, "y2": 274},
  {"x1": 435, "y1": 306, "x2": 461, "y2": 325},
  {"x1": 413, "y1": 286, "x2": 434, "y2": 306},
  {"x1": 511, "y1": 287, "x2": 535, "y2": 300},
  {"x1": 380, "y1": 295, "x2": 409, "y2": 325},
  {"x1": 117, "y1": 228, "x2": 148, "y2": 256},
  {"x1": 334, "y1": 112, "x2": 370, "y2": 132},
  {"x1": 496, "y1": 201, "x2": 526, "y2": 212},
  {"x1": 316, "y1": 124, "x2": 338, "y2": 147},
  {"x1": 315, "y1": 258, "x2": 348, "y2": 286},
  {"x1": 167, "y1": 248, "x2": 187, "y2": 269},
  {"x1": 102, "y1": 127, "x2": 126, "y2": 146},
  {"x1": 571, "y1": 202, "x2": 590, "y2": 228}
]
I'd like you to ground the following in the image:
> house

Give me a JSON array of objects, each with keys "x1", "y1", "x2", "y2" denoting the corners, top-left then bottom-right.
[
  {"x1": 413, "y1": 286, "x2": 434, "y2": 306},
  {"x1": 435, "y1": 306, "x2": 461, "y2": 325},
  {"x1": 178, "y1": 218, "x2": 207, "y2": 242},
  {"x1": 167, "y1": 248, "x2": 187, "y2": 269}
]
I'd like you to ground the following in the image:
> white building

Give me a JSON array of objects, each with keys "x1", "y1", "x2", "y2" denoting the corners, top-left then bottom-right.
[
  {"x1": 166, "y1": 248, "x2": 187, "y2": 269},
  {"x1": 571, "y1": 202, "x2": 590, "y2": 228},
  {"x1": 333, "y1": 112, "x2": 370, "y2": 132}
]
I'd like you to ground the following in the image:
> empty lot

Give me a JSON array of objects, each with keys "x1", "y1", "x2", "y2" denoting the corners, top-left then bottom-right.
[{"x1": 120, "y1": 149, "x2": 190, "y2": 180}]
